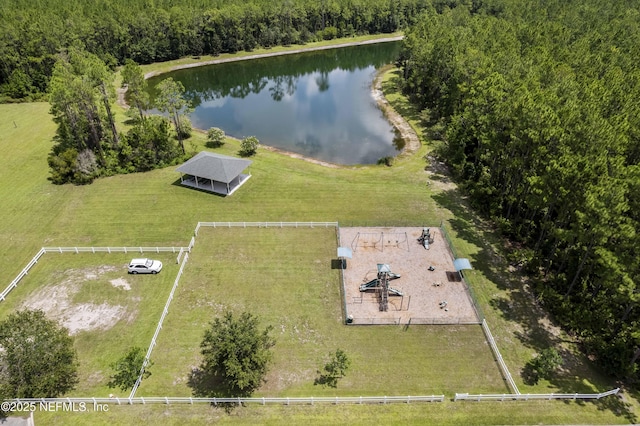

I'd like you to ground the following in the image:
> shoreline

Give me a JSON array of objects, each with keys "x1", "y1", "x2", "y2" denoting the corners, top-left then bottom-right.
[
  {"x1": 120, "y1": 36, "x2": 421, "y2": 167},
  {"x1": 142, "y1": 36, "x2": 403, "y2": 79}
]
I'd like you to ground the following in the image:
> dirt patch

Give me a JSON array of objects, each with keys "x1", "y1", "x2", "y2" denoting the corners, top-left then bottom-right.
[
  {"x1": 339, "y1": 227, "x2": 480, "y2": 325},
  {"x1": 110, "y1": 278, "x2": 131, "y2": 291},
  {"x1": 23, "y1": 267, "x2": 129, "y2": 335}
]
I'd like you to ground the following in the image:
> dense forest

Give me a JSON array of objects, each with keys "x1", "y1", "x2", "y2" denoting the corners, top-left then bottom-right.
[
  {"x1": 399, "y1": 0, "x2": 640, "y2": 382},
  {"x1": 0, "y1": 0, "x2": 429, "y2": 101}
]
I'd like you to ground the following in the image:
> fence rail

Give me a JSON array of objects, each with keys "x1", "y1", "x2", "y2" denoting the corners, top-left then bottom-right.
[
  {"x1": 42, "y1": 246, "x2": 188, "y2": 254},
  {"x1": 0, "y1": 248, "x2": 46, "y2": 301},
  {"x1": 455, "y1": 388, "x2": 620, "y2": 402},
  {"x1": 9, "y1": 395, "x2": 445, "y2": 406},
  {"x1": 195, "y1": 221, "x2": 338, "y2": 235},
  {"x1": 348, "y1": 317, "x2": 402, "y2": 325},
  {"x1": 482, "y1": 319, "x2": 519, "y2": 394},
  {"x1": 129, "y1": 252, "x2": 190, "y2": 399},
  {"x1": 1, "y1": 246, "x2": 190, "y2": 304},
  {"x1": 405, "y1": 317, "x2": 482, "y2": 325}
]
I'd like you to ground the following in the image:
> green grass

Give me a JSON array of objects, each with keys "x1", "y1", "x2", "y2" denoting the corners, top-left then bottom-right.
[
  {"x1": 139, "y1": 227, "x2": 504, "y2": 398},
  {"x1": 0, "y1": 252, "x2": 180, "y2": 395},
  {"x1": 0, "y1": 54, "x2": 637, "y2": 423}
]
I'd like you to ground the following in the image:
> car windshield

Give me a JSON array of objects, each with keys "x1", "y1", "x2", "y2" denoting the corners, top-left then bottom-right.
[{"x1": 145, "y1": 259, "x2": 153, "y2": 267}]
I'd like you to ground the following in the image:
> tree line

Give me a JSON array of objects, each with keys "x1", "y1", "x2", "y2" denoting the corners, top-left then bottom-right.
[
  {"x1": 0, "y1": 0, "x2": 429, "y2": 101},
  {"x1": 48, "y1": 49, "x2": 188, "y2": 184},
  {"x1": 399, "y1": 0, "x2": 640, "y2": 382}
]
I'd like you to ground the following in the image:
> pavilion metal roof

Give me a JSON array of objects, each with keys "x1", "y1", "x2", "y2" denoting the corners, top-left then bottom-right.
[{"x1": 176, "y1": 151, "x2": 252, "y2": 184}]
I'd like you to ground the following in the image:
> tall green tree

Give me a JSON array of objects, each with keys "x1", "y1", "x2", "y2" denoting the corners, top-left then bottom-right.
[
  {"x1": 154, "y1": 77, "x2": 192, "y2": 154},
  {"x1": 120, "y1": 59, "x2": 149, "y2": 122},
  {"x1": 399, "y1": 1, "x2": 640, "y2": 381},
  {"x1": 48, "y1": 48, "x2": 119, "y2": 183},
  {"x1": 0, "y1": 310, "x2": 78, "y2": 398},
  {"x1": 195, "y1": 311, "x2": 275, "y2": 398}
]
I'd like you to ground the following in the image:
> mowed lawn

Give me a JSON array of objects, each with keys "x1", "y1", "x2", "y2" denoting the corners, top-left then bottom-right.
[
  {"x1": 0, "y1": 68, "x2": 636, "y2": 424},
  {"x1": 140, "y1": 227, "x2": 504, "y2": 397},
  {"x1": 0, "y1": 251, "x2": 180, "y2": 395}
]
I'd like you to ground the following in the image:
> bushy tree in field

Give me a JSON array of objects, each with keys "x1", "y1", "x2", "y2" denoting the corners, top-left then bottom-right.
[
  {"x1": 238, "y1": 136, "x2": 259, "y2": 157},
  {"x1": 314, "y1": 348, "x2": 350, "y2": 388},
  {"x1": 190, "y1": 311, "x2": 275, "y2": 399},
  {"x1": 0, "y1": 310, "x2": 78, "y2": 398},
  {"x1": 523, "y1": 348, "x2": 563, "y2": 385},
  {"x1": 206, "y1": 127, "x2": 226, "y2": 148},
  {"x1": 108, "y1": 347, "x2": 152, "y2": 392}
]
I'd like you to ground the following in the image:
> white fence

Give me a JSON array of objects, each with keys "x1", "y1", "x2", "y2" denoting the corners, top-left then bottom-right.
[
  {"x1": 481, "y1": 319, "x2": 520, "y2": 394},
  {"x1": 0, "y1": 248, "x2": 46, "y2": 301},
  {"x1": 42, "y1": 246, "x2": 187, "y2": 254},
  {"x1": 0, "y1": 225, "x2": 624, "y2": 406},
  {"x1": 129, "y1": 252, "x2": 190, "y2": 399},
  {"x1": 194, "y1": 221, "x2": 338, "y2": 235},
  {"x1": 9, "y1": 395, "x2": 445, "y2": 406},
  {"x1": 455, "y1": 388, "x2": 620, "y2": 402},
  {"x1": 1, "y1": 246, "x2": 190, "y2": 303}
]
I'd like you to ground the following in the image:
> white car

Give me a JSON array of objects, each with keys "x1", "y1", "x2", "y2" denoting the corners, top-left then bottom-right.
[{"x1": 128, "y1": 258, "x2": 163, "y2": 274}]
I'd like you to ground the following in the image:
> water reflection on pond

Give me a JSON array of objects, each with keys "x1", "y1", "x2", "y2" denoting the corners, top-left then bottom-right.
[{"x1": 149, "y1": 42, "x2": 403, "y2": 165}]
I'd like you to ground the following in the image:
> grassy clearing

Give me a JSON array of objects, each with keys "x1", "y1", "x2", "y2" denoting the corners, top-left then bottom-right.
[
  {"x1": 140, "y1": 227, "x2": 504, "y2": 398},
  {"x1": 0, "y1": 252, "x2": 179, "y2": 395},
  {"x1": 0, "y1": 54, "x2": 637, "y2": 423}
]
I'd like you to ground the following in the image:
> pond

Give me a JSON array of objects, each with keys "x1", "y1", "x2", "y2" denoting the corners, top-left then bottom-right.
[{"x1": 148, "y1": 41, "x2": 402, "y2": 165}]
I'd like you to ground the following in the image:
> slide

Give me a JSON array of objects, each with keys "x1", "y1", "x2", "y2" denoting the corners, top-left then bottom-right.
[{"x1": 359, "y1": 278, "x2": 379, "y2": 292}]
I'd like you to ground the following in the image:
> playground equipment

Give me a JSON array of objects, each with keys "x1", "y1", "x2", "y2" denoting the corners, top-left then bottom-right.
[
  {"x1": 351, "y1": 232, "x2": 383, "y2": 252},
  {"x1": 358, "y1": 264, "x2": 403, "y2": 312},
  {"x1": 418, "y1": 227, "x2": 434, "y2": 250},
  {"x1": 359, "y1": 270, "x2": 400, "y2": 291},
  {"x1": 352, "y1": 231, "x2": 410, "y2": 252}
]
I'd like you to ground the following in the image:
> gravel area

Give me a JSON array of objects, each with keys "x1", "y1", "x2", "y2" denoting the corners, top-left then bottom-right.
[{"x1": 339, "y1": 227, "x2": 480, "y2": 325}]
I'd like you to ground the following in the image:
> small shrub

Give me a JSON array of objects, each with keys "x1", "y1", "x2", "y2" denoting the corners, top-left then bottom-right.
[
  {"x1": 523, "y1": 347, "x2": 563, "y2": 385},
  {"x1": 239, "y1": 136, "x2": 259, "y2": 157},
  {"x1": 206, "y1": 127, "x2": 226, "y2": 148},
  {"x1": 314, "y1": 349, "x2": 350, "y2": 388},
  {"x1": 377, "y1": 156, "x2": 394, "y2": 167},
  {"x1": 322, "y1": 26, "x2": 338, "y2": 40},
  {"x1": 108, "y1": 347, "x2": 152, "y2": 392}
]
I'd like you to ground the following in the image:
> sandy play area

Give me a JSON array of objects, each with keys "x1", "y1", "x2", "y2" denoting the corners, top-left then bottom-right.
[{"x1": 338, "y1": 227, "x2": 480, "y2": 325}]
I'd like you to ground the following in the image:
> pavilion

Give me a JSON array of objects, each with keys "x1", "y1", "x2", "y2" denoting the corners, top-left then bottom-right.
[{"x1": 176, "y1": 151, "x2": 252, "y2": 196}]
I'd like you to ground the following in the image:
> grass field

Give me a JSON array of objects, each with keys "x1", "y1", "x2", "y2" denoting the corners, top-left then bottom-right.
[
  {"x1": 0, "y1": 38, "x2": 638, "y2": 423},
  {"x1": 139, "y1": 227, "x2": 504, "y2": 398},
  {"x1": 0, "y1": 252, "x2": 180, "y2": 395}
]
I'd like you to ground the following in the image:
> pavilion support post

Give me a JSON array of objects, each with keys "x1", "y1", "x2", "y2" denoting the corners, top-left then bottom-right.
[
  {"x1": 227, "y1": 182, "x2": 230, "y2": 194},
  {"x1": 211, "y1": 180, "x2": 214, "y2": 191},
  {"x1": 195, "y1": 176, "x2": 199, "y2": 188}
]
